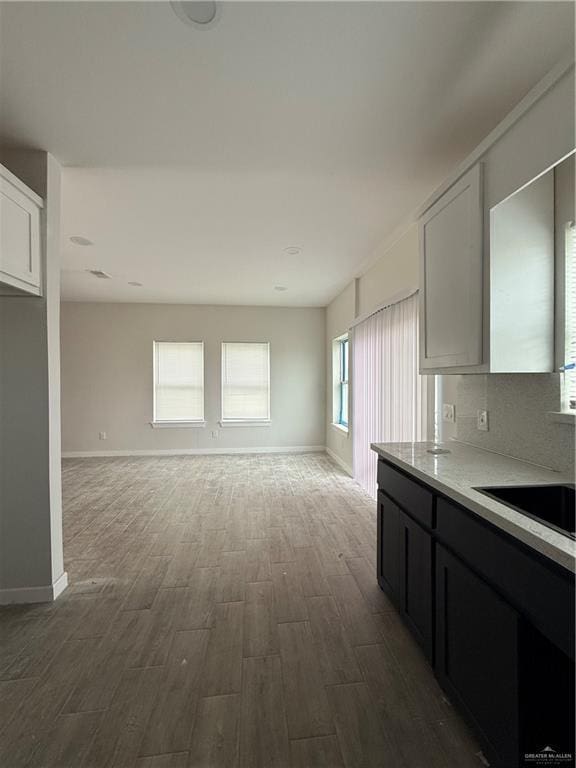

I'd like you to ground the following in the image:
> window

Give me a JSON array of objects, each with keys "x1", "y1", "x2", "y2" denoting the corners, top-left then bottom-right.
[
  {"x1": 153, "y1": 342, "x2": 204, "y2": 422},
  {"x1": 221, "y1": 342, "x2": 270, "y2": 422},
  {"x1": 332, "y1": 335, "x2": 349, "y2": 429},
  {"x1": 562, "y1": 222, "x2": 576, "y2": 410}
]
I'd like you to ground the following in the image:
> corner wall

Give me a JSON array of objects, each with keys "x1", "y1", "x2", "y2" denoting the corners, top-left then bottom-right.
[{"x1": 0, "y1": 150, "x2": 66, "y2": 603}]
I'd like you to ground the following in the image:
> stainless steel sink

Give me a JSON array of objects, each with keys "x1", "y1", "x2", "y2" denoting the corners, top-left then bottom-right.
[{"x1": 475, "y1": 484, "x2": 575, "y2": 539}]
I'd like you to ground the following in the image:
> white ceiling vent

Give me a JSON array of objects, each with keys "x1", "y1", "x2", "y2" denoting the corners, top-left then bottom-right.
[{"x1": 87, "y1": 269, "x2": 112, "y2": 280}]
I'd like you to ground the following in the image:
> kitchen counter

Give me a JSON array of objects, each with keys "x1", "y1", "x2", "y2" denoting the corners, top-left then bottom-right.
[{"x1": 371, "y1": 440, "x2": 575, "y2": 572}]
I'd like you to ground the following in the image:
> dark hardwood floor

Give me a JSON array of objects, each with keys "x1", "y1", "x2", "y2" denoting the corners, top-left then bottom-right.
[{"x1": 0, "y1": 453, "x2": 484, "y2": 767}]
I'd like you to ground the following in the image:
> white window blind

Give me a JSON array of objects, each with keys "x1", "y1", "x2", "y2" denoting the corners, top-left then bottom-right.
[
  {"x1": 221, "y1": 342, "x2": 270, "y2": 421},
  {"x1": 154, "y1": 342, "x2": 204, "y2": 422},
  {"x1": 564, "y1": 223, "x2": 576, "y2": 410},
  {"x1": 352, "y1": 292, "x2": 429, "y2": 498}
]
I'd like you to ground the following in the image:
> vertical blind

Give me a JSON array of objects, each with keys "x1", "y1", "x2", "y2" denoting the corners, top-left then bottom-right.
[
  {"x1": 564, "y1": 222, "x2": 576, "y2": 409},
  {"x1": 154, "y1": 342, "x2": 204, "y2": 421},
  {"x1": 352, "y1": 292, "x2": 429, "y2": 498},
  {"x1": 221, "y1": 342, "x2": 270, "y2": 421}
]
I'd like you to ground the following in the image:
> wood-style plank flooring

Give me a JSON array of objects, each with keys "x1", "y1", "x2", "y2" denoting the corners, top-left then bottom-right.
[{"x1": 0, "y1": 453, "x2": 484, "y2": 767}]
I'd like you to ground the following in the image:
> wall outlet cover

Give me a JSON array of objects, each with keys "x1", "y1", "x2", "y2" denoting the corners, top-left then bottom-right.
[
  {"x1": 442, "y1": 403, "x2": 456, "y2": 423},
  {"x1": 211, "y1": 430, "x2": 218, "y2": 439},
  {"x1": 99, "y1": 431, "x2": 107, "y2": 440},
  {"x1": 477, "y1": 410, "x2": 489, "y2": 431}
]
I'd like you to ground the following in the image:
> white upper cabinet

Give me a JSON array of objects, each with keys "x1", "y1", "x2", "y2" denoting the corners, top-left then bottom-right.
[
  {"x1": 0, "y1": 164, "x2": 43, "y2": 296},
  {"x1": 419, "y1": 164, "x2": 483, "y2": 371}
]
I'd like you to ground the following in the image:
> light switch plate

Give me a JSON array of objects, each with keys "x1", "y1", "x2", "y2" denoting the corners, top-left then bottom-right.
[
  {"x1": 477, "y1": 410, "x2": 489, "y2": 431},
  {"x1": 442, "y1": 403, "x2": 456, "y2": 423}
]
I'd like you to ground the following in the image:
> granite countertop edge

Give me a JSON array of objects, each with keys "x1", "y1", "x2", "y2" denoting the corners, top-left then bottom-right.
[{"x1": 371, "y1": 441, "x2": 575, "y2": 573}]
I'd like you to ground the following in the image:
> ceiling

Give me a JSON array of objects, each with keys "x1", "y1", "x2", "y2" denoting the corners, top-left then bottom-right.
[{"x1": 0, "y1": 2, "x2": 573, "y2": 306}]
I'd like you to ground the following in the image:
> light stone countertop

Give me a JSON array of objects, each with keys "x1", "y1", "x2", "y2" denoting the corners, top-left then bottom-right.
[{"x1": 370, "y1": 440, "x2": 575, "y2": 573}]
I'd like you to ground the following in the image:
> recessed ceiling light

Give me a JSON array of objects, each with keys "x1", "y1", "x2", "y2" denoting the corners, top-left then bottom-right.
[
  {"x1": 171, "y1": 1, "x2": 220, "y2": 29},
  {"x1": 274, "y1": 286, "x2": 287, "y2": 292},
  {"x1": 284, "y1": 246, "x2": 301, "y2": 256},
  {"x1": 87, "y1": 269, "x2": 112, "y2": 280},
  {"x1": 70, "y1": 236, "x2": 93, "y2": 246},
  {"x1": 128, "y1": 281, "x2": 143, "y2": 287}
]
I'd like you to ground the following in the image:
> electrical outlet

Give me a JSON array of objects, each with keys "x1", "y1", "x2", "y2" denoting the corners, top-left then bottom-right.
[
  {"x1": 477, "y1": 410, "x2": 489, "y2": 432},
  {"x1": 442, "y1": 403, "x2": 456, "y2": 423},
  {"x1": 99, "y1": 431, "x2": 107, "y2": 440},
  {"x1": 211, "y1": 430, "x2": 218, "y2": 439}
]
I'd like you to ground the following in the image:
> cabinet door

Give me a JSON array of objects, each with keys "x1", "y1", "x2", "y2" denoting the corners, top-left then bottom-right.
[
  {"x1": 399, "y1": 512, "x2": 433, "y2": 660},
  {"x1": 0, "y1": 173, "x2": 42, "y2": 295},
  {"x1": 436, "y1": 544, "x2": 519, "y2": 767},
  {"x1": 377, "y1": 492, "x2": 401, "y2": 604},
  {"x1": 419, "y1": 164, "x2": 483, "y2": 370}
]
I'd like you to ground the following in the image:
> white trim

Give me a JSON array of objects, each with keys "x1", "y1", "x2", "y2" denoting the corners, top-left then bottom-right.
[
  {"x1": 219, "y1": 420, "x2": 271, "y2": 427},
  {"x1": 348, "y1": 287, "x2": 418, "y2": 329},
  {"x1": 0, "y1": 162, "x2": 44, "y2": 207},
  {"x1": 62, "y1": 446, "x2": 325, "y2": 458},
  {"x1": 547, "y1": 411, "x2": 576, "y2": 425},
  {"x1": 331, "y1": 422, "x2": 349, "y2": 435},
  {"x1": 326, "y1": 446, "x2": 353, "y2": 476},
  {"x1": 150, "y1": 420, "x2": 206, "y2": 429},
  {"x1": 0, "y1": 571, "x2": 68, "y2": 605}
]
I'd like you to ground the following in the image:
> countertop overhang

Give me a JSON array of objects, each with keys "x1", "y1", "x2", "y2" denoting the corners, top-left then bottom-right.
[{"x1": 371, "y1": 441, "x2": 575, "y2": 573}]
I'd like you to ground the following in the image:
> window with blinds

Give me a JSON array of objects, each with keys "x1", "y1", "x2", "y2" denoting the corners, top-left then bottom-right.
[
  {"x1": 332, "y1": 335, "x2": 349, "y2": 428},
  {"x1": 154, "y1": 342, "x2": 204, "y2": 422},
  {"x1": 563, "y1": 222, "x2": 576, "y2": 410},
  {"x1": 221, "y1": 342, "x2": 270, "y2": 421}
]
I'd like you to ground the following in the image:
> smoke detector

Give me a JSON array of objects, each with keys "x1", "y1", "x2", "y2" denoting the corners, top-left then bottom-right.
[{"x1": 171, "y1": 1, "x2": 220, "y2": 30}]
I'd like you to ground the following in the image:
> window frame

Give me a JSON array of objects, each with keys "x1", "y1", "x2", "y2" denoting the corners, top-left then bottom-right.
[
  {"x1": 152, "y1": 340, "x2": 206, "y2": 426},
  {"x1": 332, "y1": 334, "x2": 349, "y2": 432},
  {"x1": 220, "y1": 341, "x2": 271, "y2": 425},
  {"x1": 561, "y1": 221, "x2": 576, "y2": 412}
]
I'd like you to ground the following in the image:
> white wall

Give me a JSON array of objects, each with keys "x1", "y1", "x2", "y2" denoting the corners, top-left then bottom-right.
[
  {"x1": 325, "y1": 226, "x2": 421, "y2": 472},
  {"x1": 60, "y1": 302, "x2": 326, "y2": 454},
  {"x1": 358, "y1": 225, "x2": 419, "y2": 317},
  {"x1": 325, "y1": 281, "x2": 356, "y2": 472},
  {"x1": 0, "y1": 150, "x2": 66, "y2": 602}
]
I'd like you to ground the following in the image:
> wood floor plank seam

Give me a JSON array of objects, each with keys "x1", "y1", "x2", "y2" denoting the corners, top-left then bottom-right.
[{"x1": 0, "y1": 454, "x2": 482, "y2": 768}]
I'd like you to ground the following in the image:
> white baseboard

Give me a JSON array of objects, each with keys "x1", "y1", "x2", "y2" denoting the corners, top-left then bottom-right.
[
  {"x1": 326, "y1": 447, "x2": 353, "y2": 476},
  {"x1": 62, "y1": 445, "x2": 326, "y2": 459},
  {"x1": 0, "y1": 571, "x2": 68, "y2": 605}
]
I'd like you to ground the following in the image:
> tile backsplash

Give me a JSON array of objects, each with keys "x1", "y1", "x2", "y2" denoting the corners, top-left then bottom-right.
[{"x1": 454, "y1": 373, "x2": 574, "y2": 474}]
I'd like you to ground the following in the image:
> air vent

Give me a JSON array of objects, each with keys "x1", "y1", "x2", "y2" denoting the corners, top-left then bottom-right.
[{"x1": 87, "y1": 270, "x2": 112, "y2": 280}]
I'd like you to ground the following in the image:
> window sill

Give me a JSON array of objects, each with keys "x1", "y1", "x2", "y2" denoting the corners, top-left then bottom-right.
[
  {"x1": 331, "y1": 422, "x2": 349, "y2": 434},
  {"x1": 547, "y1": 411, "x2": 576, "y2": 425},
  {"x1": 150, "y1": 420, "x2": 206, "y2": 429},
  {"x1": 219, "y1": 420, "x2": 271, "y2": 428}
]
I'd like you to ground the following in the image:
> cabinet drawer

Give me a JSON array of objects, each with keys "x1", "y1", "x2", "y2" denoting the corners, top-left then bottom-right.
[
  {"x1": 377, "y1": 460, "x2": 433, "y2": 529},
  {"x1": 436, "y1": 497, "x2": 574, "y2": 658}
]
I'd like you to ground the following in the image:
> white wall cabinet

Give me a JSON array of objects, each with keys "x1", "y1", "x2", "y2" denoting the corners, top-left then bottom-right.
[
  {"x1": 0, "y1": 164, "x2": 43, "y2": 296},
  {"x1": 419, "y1": 164, "x2": 483, "y2": 371}
]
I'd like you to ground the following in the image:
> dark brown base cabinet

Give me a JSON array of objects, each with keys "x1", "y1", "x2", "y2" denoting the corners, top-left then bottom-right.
[
  {"x1": 376, "y1": 458, "x2": 575, "y2": 768},
  {"x1": 377, "y1": 491, "x2": 433, "y2": 659}
]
